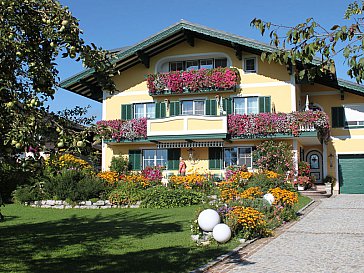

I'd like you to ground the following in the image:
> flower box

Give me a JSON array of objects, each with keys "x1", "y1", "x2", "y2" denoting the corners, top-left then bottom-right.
[{"x1": 147, "y1": 67, "x2": 240, "y2": 95}]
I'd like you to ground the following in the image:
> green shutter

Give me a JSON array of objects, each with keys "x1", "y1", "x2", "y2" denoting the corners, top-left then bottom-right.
[
  {"x1": 170, "y1": 101, "x2": 180, "y2": 116},
  {"x1": 155, "y1": 102, "x2": 166, "y2": 118},
  {"x1": 209, "y1": 147, "x2": 223, "y2": 170},
  {"x1": 129, "y1": 150, "x2": 142, "y2": 170},
  {"x1": 167, "y1": 148, "x2": 181, "y2": 170},
  {"x1": 205, "y1": 99, "x2": 217, "y2": 116},
  {"x1": 332, "y1": 107, "x2": 345, "y2": 128},
  {"x1": 223, "y1": 98, "x2": 233, "y2": 115},
  {"x1": 259, "y1": 96, "x2": 271, "y2": 113},
  {"x1": 121, "y1": 104, "x2": 133, "y2": 120}
]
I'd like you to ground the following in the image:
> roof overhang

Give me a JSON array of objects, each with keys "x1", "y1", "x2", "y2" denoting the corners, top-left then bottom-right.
[{"x1": 60, "y1": 20, "x2": 364, "y2": 101}]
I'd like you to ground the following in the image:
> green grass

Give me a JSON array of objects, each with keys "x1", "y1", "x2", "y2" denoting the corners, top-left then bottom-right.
[
  {"x1": 0, "y1": 195, "x2": 311, "y2": 273},
  {"x1": 294, "y1": 194, "x2": 312, "y2": 212},
  {"x1": 0, "y1": 205, "x2": 239, "y2": 273}
]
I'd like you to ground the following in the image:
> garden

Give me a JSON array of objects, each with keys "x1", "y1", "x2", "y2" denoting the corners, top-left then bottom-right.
[{"x1": 0, "y1": 140, "x2": 312, "y2": 272}]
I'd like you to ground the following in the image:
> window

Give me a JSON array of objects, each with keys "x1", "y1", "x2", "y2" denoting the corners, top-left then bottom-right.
[
  {"x1": 143, "y1": 149, "x2": 167, "y2": 168},
  {"x1": 224, "y1": 147, "x2": 253, "y2": 168},
  {"x1": 200, "y1": 59, "x2": 213, "y2": 69},
  {"x1": 215, "y1": 58, "x2": 228, "y2": 68},
  {"x1": 234, "y1": 97, "x2": 258, "y2": 114},
  {"x1": 168, "y1": 58, "x2": 227, "y2": 72},
  {"x1": 344, "y1": 104, "x2": 364, "y2": 128},
  {"x1": 244, "y1": 57, "x2": 256, "y2": 73},
  {"x1": 134, "y1": 103, "x2": 155, "y2": 119},
  {"x1": 186, "y1": 60, "x2": 199, "y2": 71},
  {"x1": 170, "y1": 61, "x2": 184, "y2": 71},
  {"x1": 182, "y1": 100, "x2": 205, "y2": 115}
]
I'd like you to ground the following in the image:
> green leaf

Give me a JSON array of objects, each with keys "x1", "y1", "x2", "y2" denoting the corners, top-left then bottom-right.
[
  {"x1": 299, "y1": 70, "x2": 306, "y2": 78},
  {"x1": 343, "y1": 47, "x2": 351, "y2": 58}
]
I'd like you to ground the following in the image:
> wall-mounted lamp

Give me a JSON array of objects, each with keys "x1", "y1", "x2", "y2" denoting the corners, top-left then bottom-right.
[
  {"x1": 187, "y1": 148, "x2": 195, "y2": 161},
  {"x1": 328, "y1": 153, "x2": 334, "y2": 168},
  {"x1": 215, "y1": 94, "x2": 220, "y2": 102}
]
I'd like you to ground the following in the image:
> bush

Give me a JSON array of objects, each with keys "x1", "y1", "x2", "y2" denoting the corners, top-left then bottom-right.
[
  {"x1": 43, "y1": 169, "x2": 106, "y2": 201},
  {"x1": 252, "y1": 140, "x2": 294, "y2": 173},
  {"x1": 108, "y1": 181, "x2": 145, "y2": 206},
  {"x1": 141, "y1": 186, "x2": 206, "y2": 208},
  {"x1": 141, "y1": 166, "x2": 163, "y2": 186},
  {"x1": 12, "y1": 183, "x2": 45, "y2": 203},
  {"x1": 109, "y1": 156, "x2": 130, "y2": 175}
]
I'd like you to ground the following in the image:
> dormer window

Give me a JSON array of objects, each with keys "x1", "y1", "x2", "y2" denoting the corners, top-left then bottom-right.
[{"x1": 168, "y1": 58, "x2": 227, "y2": 72}]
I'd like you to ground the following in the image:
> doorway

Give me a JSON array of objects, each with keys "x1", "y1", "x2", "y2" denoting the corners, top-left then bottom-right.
[{"x1": 306, "y1": 150, "x2": 323, "y2": 183}]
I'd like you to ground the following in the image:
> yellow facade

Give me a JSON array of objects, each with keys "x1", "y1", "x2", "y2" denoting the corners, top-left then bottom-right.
[{"x1": 94, "y1": 27, "x2": 364, "y2": 195}]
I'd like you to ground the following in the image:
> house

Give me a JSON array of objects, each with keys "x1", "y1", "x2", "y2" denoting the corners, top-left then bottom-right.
[{"x1": 61, "y1": 20, "x2": 364, "y2": 194}]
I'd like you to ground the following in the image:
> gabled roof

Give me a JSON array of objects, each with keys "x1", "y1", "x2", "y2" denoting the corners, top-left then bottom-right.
[{"x1": 60, "y1": 20, "x2": 364, "y2": 102}]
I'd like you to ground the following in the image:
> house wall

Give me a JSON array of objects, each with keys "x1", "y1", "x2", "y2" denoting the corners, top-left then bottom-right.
[{"x1": 302, "y1": 83, "x2": 364, "y2": 192}]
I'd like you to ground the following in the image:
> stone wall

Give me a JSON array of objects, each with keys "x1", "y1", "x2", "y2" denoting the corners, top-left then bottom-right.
[{"x1": 26, "y1": 200, "x2": 141, "y2": 209}]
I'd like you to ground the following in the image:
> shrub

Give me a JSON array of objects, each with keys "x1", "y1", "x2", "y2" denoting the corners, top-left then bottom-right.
[
  {"x1": 43, "y1": 169, "x2": 106, "y2": 201},
  {"x1": 226, "y1": 206, "x2": 271, "y2": 239},
  {"x1": 168, "y1": 174, "x2": 213, "y2": 192},
  {"x1": 240, "y1": 187, "x2": 264, "y2": 200},
  {"x1": 252, "y1": 140, "x2": 294, "y2": 173},
  {"x1": 269, "y1": 187, "x2": 298, "y2": 207},
  {"x1": 247, "y1": 173, "x2": 285, "y2": 192},
  {"x1": 140, "y1": 186, "x2": 206, "y2": 208},
  {"x1": 97, "y1": 171, "x2": 119, "y2": 184},
  {"x1": 109, "y1": 156, "x2": 130, "y2": 175},
  {"x1": 141, "y1": 166, "x2": 163, "y2": 185},
  {"x1": 108, "y1": 182, "x2": 145, "y2": 206},
  {"x1": 12, "y1": 183, "x2": 45, "y2": 203}
]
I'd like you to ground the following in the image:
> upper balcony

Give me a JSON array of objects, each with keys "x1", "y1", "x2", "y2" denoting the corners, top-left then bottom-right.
[{"x1": 146, "y1": 67, "x2": 240, "y2": 96}]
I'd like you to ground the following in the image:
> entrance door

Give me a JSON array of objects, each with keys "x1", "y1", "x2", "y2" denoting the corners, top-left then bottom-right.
[{"x1": 306, "y1": 150, "x2": 323, "y2": 183}]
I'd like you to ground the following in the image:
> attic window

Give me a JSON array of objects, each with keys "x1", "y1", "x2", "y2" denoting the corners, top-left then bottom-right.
[{"x1": 244, "y1": 57, "x2": 256, "y2": 73}]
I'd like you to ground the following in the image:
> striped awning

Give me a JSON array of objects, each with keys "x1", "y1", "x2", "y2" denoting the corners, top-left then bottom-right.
[{"x1": 157, "y1": 141, "x2": 224, "y2": 149}]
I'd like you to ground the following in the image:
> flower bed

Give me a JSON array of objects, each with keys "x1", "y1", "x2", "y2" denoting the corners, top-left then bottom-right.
[
  {"x1": 146, "y1": 67, "x2": 240, "y2": 95},
  {"x1": 228, "y1": 110, "x2": 330, "y2": 142},
  {"x1": 95, "y1": 118, "x2": 147, "y2": 141}
]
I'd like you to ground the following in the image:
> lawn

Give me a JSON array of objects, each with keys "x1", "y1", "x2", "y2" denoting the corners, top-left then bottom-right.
[{"x1": 0, "y1": 195, "x2": 311, "y2": 273}]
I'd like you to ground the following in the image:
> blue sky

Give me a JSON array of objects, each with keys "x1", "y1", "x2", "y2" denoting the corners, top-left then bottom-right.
[{"x1": 53, "y1": 0, "x2": 355, "y2": 121}]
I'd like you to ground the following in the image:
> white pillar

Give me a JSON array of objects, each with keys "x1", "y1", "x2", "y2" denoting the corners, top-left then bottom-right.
[
  {"x1": 322, "y1": 143, "x2": 328, "y2": 179},
  {"x1": 293, "y1": 140, "x2": 298, "y2": 176}
]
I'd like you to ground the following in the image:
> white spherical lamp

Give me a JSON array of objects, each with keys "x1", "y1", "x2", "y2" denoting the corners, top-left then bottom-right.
[
  {"x1": 263, "y1": 193, "x2": 275, "y2": 205},
  {"x1": 197, "y1": 209, "x2": 220, "y2": 231},
  {"x1": 212, "y1": 223, "x2": 231, "y2": 243}
]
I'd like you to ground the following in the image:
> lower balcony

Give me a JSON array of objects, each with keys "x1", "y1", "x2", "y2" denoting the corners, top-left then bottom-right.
[{"x1": 147, "y1": 115, "x2": 227, "y2": 141}]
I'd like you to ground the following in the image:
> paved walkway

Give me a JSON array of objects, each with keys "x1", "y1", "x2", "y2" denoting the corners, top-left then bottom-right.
[{"x1": 207, "y1": 194, "x2": 364, "y2": 273}]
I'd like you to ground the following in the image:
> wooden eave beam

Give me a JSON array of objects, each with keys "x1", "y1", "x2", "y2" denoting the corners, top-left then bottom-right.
[
  {"x1": 231, "y1": 43, "x2": 243, "y2": 60},
  {"x1": 184, "y1": 30, "x2": 195, "y2": 47},
  {"x1": 136, "y1": 50, "x2": 150, "y2": 68}
]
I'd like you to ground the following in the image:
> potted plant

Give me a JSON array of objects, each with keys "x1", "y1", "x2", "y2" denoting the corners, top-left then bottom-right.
[
  {"x1": 323, "y1": 175, "x2": 336, "y2": 194},
  {"x1": 295, "y1": 176, "x2": 311, "y2": 191}
]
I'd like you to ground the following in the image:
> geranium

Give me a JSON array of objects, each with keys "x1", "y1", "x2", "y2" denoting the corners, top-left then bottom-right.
[
  {"x1": 146, "y1": 67, "x2": 240, "y2": 95},
  {"x1": 141, "y1": 166, "x2": 163, "y2": 185},
  {"x1": 228, "y1": 110, "x2": 330, "y2": 143},
  {"x1": 95, "y1": 118, "x2": 147, "y2": 141},
  {"x1": 298, "y1": 161, "x2": 310, "y2": 176},
  {"x1": 295, "y1": 176, "x2": 311, "y2": 187}
]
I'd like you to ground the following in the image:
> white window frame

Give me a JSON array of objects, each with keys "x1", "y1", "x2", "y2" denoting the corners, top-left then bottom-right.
[
  {"x1": 134, "y1": 103, "x2": 155, "y2": 119},
  {"x1": 224, "y1": 146, "x2": 253, "y2": 169},
  {"x1": 233, "y1": 97, "x2": 259, "y2": 115},
  {"x1": 344, "y1": 104, "x2": 364, "y2": 128},
  {"x1": 142, "y1": 149, "x2": 167, "y2": 168},
  {"x1": 181, "y1": 100, "x2": 205, "y2": 116},
  {"x1": 243, "y1": 56, "x2": 257, "y2": 73}
]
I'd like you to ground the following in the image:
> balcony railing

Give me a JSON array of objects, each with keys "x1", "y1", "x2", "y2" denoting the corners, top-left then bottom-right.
[
  {"x1": 146, "y1": 67, "x2": 240, "y2": 96},
  {"x1": 227, "y1": 111, "x2": 330, "y2": 143}
]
